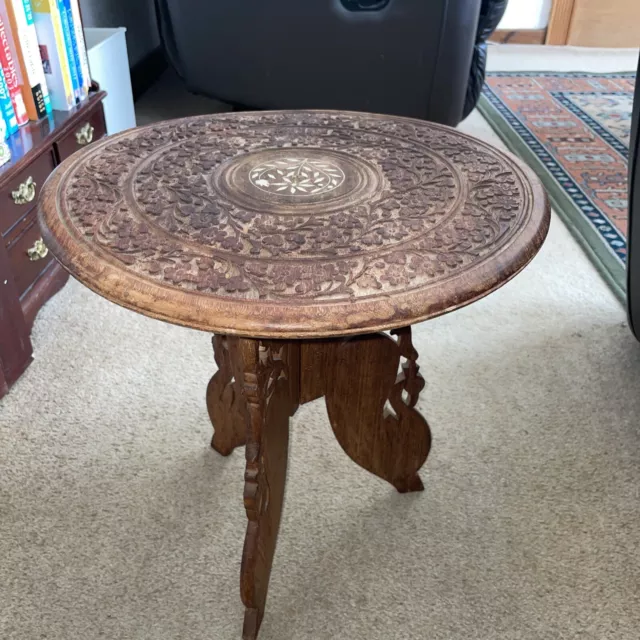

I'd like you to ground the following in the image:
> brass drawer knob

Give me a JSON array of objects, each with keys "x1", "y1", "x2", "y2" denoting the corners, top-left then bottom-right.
[
  {"x1": 27, "y1": 238, "x2": 48, "y2": 261},
  {"x1": 76, "y1": 122, "x2": 95, "y2": 146},
  {"x1": 11, "y1": 176, "x2": 36, "y2": 205}
]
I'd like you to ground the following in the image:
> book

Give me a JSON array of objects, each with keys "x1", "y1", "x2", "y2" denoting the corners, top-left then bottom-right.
[
  {"x1": 55, "y1": 0, "x2": 76, "y2": 101},
  {"x1": 0, "y1": 94, "x2": 17, "y2": 159},
  {"x1": 56, "y1": 0, "x2": 82, "y2": 102},
  {"x1": 0, "y1": 95, "x2": 7, "y2": 139},
  {"x1": 0, "y1": 64, "x2": 17, "y2": 134},
  {"x1": 68, "y1": 0, "x2": 88, "y2": 96},
  {"x1": 31, "y1": 0, "x2": 74, "y2": 110},
  {"x1": 0, "y1": 12, "x2": 27, "y2": 125},
  {"x1": 2, "y1": 0, "x2": 51, "y2": 120}
]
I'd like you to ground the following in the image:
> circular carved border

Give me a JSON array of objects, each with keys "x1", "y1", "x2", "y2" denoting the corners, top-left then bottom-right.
[{"x1": 39, "y1": 111, "x2": 550, "y2": 338}]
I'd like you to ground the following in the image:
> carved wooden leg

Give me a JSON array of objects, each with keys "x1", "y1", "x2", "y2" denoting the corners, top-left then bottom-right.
[
  {"x1": 324, "y1": 327, "x2": 431, "y2": 493},
  {"x1": 230, "y1": 338, "x2": 299, "y2": 640},
  {"x1": 207, "y1": 335, "x2": 247, "y2": 455}
]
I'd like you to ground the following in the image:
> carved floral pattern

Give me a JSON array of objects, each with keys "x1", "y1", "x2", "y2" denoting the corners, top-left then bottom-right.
[{"x1": 58, "y1": 111, "x2": 530, "y2": 302}]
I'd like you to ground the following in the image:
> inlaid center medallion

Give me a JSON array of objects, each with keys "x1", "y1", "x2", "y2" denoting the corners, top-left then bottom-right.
[
  {"x1": 248, "y1": 155, "x2": 345, "y2": 196},
  {"x1": 213, "y1": 147, "x2": 383, "y2": 215}
]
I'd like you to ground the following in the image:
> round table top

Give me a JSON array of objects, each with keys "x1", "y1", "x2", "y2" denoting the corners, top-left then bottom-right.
[{"x1": 39, "y1": 110, "x2": 549, "y2": 339}]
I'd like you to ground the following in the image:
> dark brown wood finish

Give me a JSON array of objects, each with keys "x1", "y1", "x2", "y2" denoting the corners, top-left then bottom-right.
[
  {"x1": 0, "y1": 92, "x2": 106, "y2": 398},
  {"x1": 55, "y1": 104, "x2": 106, "y2": 162},
  {"x1": 8, "y1": 210, "x2": 54, "y2": 296},
  {"x1": 0, "y1": 149, "x2": 56, "y2": 237},
  {"x1": 0, "y1": 92, "x2": 105, "y2": 185},
  {"x1": 207, "y1": 334, "x2": 247, "y2": 455},
  {"x1": 206, "y1": 328, "x2": 431, "y2": 636},
  {"x1": 0, "y1": 230, "x2": 32, "y2": 391},
  {"x1": 299, "y1": 340, "x2": 333, "y2": 404},
  {"x1": 21, "y1": 261, "x2": 68, "y2": 330},
  {"x1": 325, "y1": 328, "x2": 430, "y2": 493},
  {"x1": 231, "y1": 338, "x2": 299, "y2": 640},
  {"x1": 38, "y1": 110, "x2": 551, "y2": 638}
]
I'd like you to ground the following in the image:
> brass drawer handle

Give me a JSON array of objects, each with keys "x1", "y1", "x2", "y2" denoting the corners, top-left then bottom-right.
[
  {"x1": 76, "y1": 122, "x2": 95, "y2": 146},
  {"x1": 27, "y1": 238, "x2": 48, "y2": 261},
  {"x1": 12, "y1": 176, "x2": 36, "y2": 205}
]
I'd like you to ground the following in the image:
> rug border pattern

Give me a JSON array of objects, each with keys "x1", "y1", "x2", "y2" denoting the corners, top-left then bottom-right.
[
  {"x1": 552, "y1": 91, "x2": 630, "y2": 160},
  {"x1": 478, "y1": 71, "x2": 634, "y2": 301}
]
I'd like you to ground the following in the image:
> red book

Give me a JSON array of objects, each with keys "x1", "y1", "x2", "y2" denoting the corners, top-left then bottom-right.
[{"x1": 0, "y1": 12, "x2": 27, "y2": 126}]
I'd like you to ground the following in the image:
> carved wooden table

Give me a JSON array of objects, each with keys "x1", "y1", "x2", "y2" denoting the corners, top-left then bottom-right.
[{"x1": 38, "y1": 111, "x2": 550, "y2": 639}]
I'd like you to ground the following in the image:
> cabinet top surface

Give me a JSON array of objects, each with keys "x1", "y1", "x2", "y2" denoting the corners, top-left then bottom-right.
[
  {"x1": 0, "y1": 93, "x2": 105, "y2": 186},
  {"x1": 38, "y1": 110, "x2": 549, "y2": 338}
]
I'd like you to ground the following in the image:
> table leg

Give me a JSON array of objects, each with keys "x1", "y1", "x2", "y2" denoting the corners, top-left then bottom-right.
[
  {"x1": 323, "y1": 327, "x2": 431, "y2": 493},
  {"x1": 207, "y1": 331, "x2": 426, "y2": 638},
  {"x1": 207, "y1": 335, "x2": 246, "y2": 455},
  {"x1": 228, "y1": 337, "x2": 299, "y2": 640}
]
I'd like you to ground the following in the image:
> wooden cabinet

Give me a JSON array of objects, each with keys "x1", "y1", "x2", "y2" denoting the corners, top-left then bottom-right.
[
  {"x1": 0, "y1": 92, "x2": 106, "y2": 398},
  {"x1": 0, "y1": 150, "x2": 56, "y2": 237},
  {"x1": 56, "y1": 106, "x2": 107, "y2": 162}
]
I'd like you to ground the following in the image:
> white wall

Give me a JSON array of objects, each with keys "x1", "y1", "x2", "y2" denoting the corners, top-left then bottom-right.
[
  {"x1": 79, "y1": 0, "x2": 159, "y2": 67},
  {"x1": 86, "y1": 29, "x2": 136, "y2": 134},
  {"x1": 498, "y1": 0, "x2": 553, "y2": 30}
]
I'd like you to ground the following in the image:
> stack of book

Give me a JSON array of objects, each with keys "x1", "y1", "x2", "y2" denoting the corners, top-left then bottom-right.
[{"x1": 0, "y1": 0, "x2": 90, "y2": 142}]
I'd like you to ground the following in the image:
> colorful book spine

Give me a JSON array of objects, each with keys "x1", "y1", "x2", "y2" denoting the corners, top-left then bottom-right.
[
  {"x1": 55, "y1": 0, "x2": 77, "y2": 101},
  {"x1": 31, "y1": 0, "x2": 74, "y2": 110},
  {"x1": 3, "y1": 0, "x2": 50, "y2": 119},
  {"x1": 68, "y1": 0, "x2": 88, "y2": 97},
  {"x1": 0, "y1": 65, "x2": 17, "y2": 133},
  {"x1": 0, "y1": 88, "x2": 8, "y2": 139},
  {"x1": 0, "y1": 12, "x2": 27, "y2": 125}
]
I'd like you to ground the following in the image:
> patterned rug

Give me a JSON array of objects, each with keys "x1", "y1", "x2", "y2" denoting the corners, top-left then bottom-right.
[{"x1": 478, "y1": 72, "x2": 635, "y2": 300}]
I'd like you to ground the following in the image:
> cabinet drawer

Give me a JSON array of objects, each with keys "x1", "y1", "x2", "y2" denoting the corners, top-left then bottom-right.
[
  {"x1": 55, "y1": 104, "x2": 107, "y2": 162},
  {"x1": 8, "y1": 211, "x2": 53, "y2": 297},
  {"x1": 1, "y1": 149, "x2": 56, "y2": 239}
]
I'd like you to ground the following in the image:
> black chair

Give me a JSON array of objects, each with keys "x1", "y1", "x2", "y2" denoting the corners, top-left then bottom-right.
[
  {"x1": 155, "y1": 0, "x2": 507, "y2": 127},
  {"x1": 628, "y1": 54, "x2": 640, "y2": 337}
]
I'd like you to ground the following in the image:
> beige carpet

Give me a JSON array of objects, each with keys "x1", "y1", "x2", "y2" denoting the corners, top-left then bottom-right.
[{"x1": 2, "y1": 46, "x2": 640, "y2": 640}]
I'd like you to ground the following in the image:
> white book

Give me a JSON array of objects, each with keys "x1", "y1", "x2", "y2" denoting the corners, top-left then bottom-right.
[{"x1": 32, "y1": 0, "x2": 74, "y2": 110}]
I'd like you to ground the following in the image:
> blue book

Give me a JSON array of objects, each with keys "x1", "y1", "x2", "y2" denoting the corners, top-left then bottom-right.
[
  {"x1": 0, "y1": 101, "x2": 9, "y2": 141},
  {"x1": 58, "y1": 0, "x2": 81, "y2": 101},
  {"x1": 55, "y1": 0, "x2": 79, "y2": 102},
  {"x1": 0, "y1": 66, "x2": 17, "y2": 135}
]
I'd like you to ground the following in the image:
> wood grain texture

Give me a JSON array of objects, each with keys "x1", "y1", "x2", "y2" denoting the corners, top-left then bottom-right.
[
  {"x1": 489, "y1": 29, "x2": 547, "y2": 45},
  {"x1": 299, "y1": 340, "x2": 333, "y2": 404},
  {"x1": 566, "y1": 0, "x2": 640, "y2": 47},
  {"x1": 205, "y1": 331, "x2": 432, "y2": 636},
  {"x1": 546, "y1": 0, "x2": 576, "y2": 44},
  {"x1": 324, "y1": 328, "x2": 431, "y2": 493},
  {"x1": 38, "y1": 110, "x2": 550, "y2": 339},
  {"x1": 229, "y1": 338, "x2": 298, "y2": 640},
  {"x1": 207, "y1": 334, "x2": 246, "y2": 455}
]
